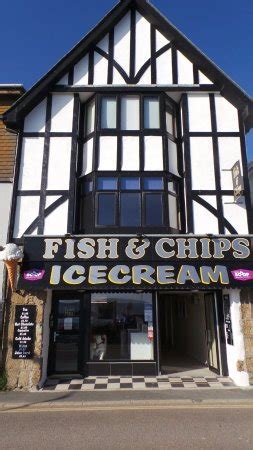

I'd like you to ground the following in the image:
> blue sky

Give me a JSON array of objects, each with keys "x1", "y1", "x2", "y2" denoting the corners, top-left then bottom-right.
[{"x1": 1, "y1": 0, "x2": 252, "y2": 158}]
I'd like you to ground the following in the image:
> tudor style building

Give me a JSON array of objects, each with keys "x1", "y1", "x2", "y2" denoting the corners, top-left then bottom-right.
[{"x1": 2, "y1": 0, "x2": 253, "y2": 389}]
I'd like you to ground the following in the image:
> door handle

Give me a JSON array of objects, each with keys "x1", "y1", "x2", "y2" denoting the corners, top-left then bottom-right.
[{"x1": 53, "y1": 332, "x2": 59, "y2": 343}]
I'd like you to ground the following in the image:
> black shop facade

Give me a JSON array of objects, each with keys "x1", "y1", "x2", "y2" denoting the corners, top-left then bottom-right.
[{"x1": 17, "y1": 234, "x2": 253, "y2": 377}]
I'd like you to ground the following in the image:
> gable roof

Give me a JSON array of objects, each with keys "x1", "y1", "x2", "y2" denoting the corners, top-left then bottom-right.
[{"x1": 3, "y1": 0, "x2": 253, "y2": 131}]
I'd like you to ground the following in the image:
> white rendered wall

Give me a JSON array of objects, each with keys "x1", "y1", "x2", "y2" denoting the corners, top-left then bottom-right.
[
  {"x1": 219, "y1": 137, "x2": 243, "y2": 190},
  {"x1": 122, "y1": 136, "x2": 140, "y2": 170},
  {"x1": 44, "y1": 199, "x2": 69, "y2": 235},
  {"x1": 223, "y1": 289, "x2": 249, "y2": 387},
  {"x1": 51, "y1": 94, "x2": 74, "y2": 132},
  {"x1": 222, "y1": 196, "x2": 248, "y2": 234},
  {"x1": 113, "y1": 12, "x2": 131, "y2": 79},
  {"x1": 94, "y1": 52, "x2": 108, "y2": 85},
  {"x1": 39, "y1": 290, "x2": 52, "y2": 388},
  {"x1": 24, "y1": 99, "x2": 46, "y2": 132},
  {"x1": 190, "y1": 137, "x2": 215, "y2": 189},
  {"x1": 47, "y1": 137, "x2": 72, "y2": 190},
  {"x1": 144, "y1": 136, "x2": 163, "y2": 170},
  {"x1": 135, "y1": 12, "x2": 150, "y2": 74},
  {"x1": 0, "y1": 183, "x2": 13, "y2": 302},
  {"x1": 98, "y1": 136, "x2": 117, "y2": 170},
  {"x1": 215, "y1": 95, "x2": 239, "y2": 132},
  {"x1": 156, "y1": 50, "x2": 172, "y2": 84},
  {"x1": 74, "y1": 55, "x2": 89, "y2": 86},
  {"x1": 188, "y1": 94, "x2": 211, "y2": 132},
  {"x1": 13, "y1": 196, "x2": 40, "y2": 238},
  {"x1": 177, "y1": 52, "x2": 193, "y2": 85},
  {"x1": 193, "y1": 196, "x2": 219, "y2": 234},
  {"x1": 18, "y1": 137, "x2": 44, "y2": 190}
]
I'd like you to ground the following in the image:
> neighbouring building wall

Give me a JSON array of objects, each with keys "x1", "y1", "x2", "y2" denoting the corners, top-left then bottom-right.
[
  {"x1": 0, "y1": 86, "x2": 25, "y2": 343},
  {"x1": 0, "y1": 183, "x2": 13, "y2": 299},
  {"x1": 223, "y1": 288, "x2": 250, "y2": 386},
  {"x1": 240, "y1": 288, "x2": 253, "y2": 385}
]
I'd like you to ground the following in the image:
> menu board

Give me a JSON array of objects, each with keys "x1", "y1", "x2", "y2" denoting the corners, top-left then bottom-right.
[
  {"x1": 223, "y1": 295, "x2": 234, "y2": 346},
  {"x1": 12, "y1": 305, "x2": 36, "y2": 359}
]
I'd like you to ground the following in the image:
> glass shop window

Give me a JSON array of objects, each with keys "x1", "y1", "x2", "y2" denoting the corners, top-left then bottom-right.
[
  {"x1": 85, "y1": 99, "x2": 95, "y2": 135},
  {"x1": 101, "y1": 97, "x2": 117, "y2": 129},
  {"x1": 90, "y1": 293, "x2": 154, "y2": 361},
  {"x1": 144, "y1": 97, "x2": 160, "y2": 129},
  {"x1": 121, "y1": 96, "x2": 140, "y2": 130}
]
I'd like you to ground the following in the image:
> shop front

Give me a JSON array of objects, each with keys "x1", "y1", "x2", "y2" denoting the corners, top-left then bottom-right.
[{"x1": 16, "y1": 234, "x2": 253, "y2": 379}]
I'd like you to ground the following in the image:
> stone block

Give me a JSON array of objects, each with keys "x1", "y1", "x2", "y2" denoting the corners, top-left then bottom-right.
[{"x1": 3, "y1": 289, "x2": 47, "y2": 390}]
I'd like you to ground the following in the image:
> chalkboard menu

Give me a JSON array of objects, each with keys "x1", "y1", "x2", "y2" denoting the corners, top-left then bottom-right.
[
  {"x1": 13, "y1": 305, "x2": 36, "y2": 359},
  {"x1": 223, "y1": 295, "x2": 234, "y2": 346}
]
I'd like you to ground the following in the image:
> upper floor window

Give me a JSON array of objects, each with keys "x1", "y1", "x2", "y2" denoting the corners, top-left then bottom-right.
[
  {"x1": 77, "y1": 92, "x2": 183, "y2": 233},
  {"x1": 78, "y1": 173, "x2": 181, "y2": 232}
]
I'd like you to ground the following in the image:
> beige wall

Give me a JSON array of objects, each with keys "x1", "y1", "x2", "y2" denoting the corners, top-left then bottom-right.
[{"x1": 0, "y1": 182, "x2": 12, "y2": 303}]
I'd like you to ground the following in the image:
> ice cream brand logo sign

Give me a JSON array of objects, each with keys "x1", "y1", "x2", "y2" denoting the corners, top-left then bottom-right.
[
  {"x1": 23, "y1": 269, "x2": 45, "y2": 281},
  {"x1": 231, "y1": 269, "x2": 253, "y2": 281}
]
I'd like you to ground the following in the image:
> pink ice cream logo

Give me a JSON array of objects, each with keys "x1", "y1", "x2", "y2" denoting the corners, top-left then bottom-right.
[
  {"x1": 231, "y1": 269, "x2": 253, "y2": 281},
  {"x1": 23, "y1": 269, "x2": 45, "y2": 281}
]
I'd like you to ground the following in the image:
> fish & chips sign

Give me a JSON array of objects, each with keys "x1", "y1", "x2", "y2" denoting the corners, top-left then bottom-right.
[{"x1": 18, "y1": 235, "x2": 253, "y2": 290}]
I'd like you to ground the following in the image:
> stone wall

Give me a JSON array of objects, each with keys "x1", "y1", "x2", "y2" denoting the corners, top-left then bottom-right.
[
  {"x1": 3, "y1": 289, "x2": 47, "y2": 390},
  {"x1": 240, "y1": 288, "x2": 253, "y2": 385}
]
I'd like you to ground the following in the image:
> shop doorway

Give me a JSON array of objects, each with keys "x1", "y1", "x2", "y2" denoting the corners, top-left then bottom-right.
[
  {"x1": 48, "y1": 293, "x2": 88, "y2": 375},
  {"x1": 158, "y1": 292, "x2": 221, "y2": 376}
]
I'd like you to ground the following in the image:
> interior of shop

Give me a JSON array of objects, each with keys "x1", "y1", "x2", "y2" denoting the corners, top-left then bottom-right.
[{"x1": 158, "y1": 292, "x2": 219, "y2": 376}]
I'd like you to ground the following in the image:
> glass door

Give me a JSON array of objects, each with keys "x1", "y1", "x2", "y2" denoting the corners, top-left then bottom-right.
[
  {"x1": 49, "y1": 295, "x2": 83, "y2": 374},
  {"x1": 204, "y1": 293, "x2": 220, "y2": 374}
]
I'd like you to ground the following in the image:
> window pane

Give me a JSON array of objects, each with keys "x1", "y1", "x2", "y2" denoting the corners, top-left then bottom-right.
[
  {"x1": 166, "y1": 110, "x2": 174, "y2": 135},
  {"x1": 97, "y1": 177, "x2": 117, "y2": 190},
  {"x1": 90, "y1": 293, "x2": 154, "y2": 360},
  {"x1": 83, "y1": 180, "x2": 93, "y2": 194},
  {"x1": 121, "y1": 96, "x2": 140, "y2": 130},
  {"x1": 144, "y1": 97, "x2": 160, "y2": 128},
  {"x1": 168, "y1": 194, "x2": 178, "y2": 229},
  {"x1": 144, "y1": 177, "x2": 163, "y2": 190},
  {"x1": 145, "y1": 194, "x2": 163, "y2": 225},
  {"x1": 86, "y1": 100, "x2": 95, "y2": 135},
  {"x1": 120, "y1": 193, "x2": 141, "y2": 226},
  {"x1": 168, "y1": 180, "x2": 177, "y2": 193},
  {"x1": 121, "y1": 177, "x2": 140, "y2": 190},
  {"x1": 101, "y1": 97, "x2": 117, "y2": 129},
  {"x1": 97, "y1": 194, "x2": 116, "y2": 225}
]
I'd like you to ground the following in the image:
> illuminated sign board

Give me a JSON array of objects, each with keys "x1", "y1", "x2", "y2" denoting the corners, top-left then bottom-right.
[{"x1": 18, "y1": 235, "x2": 253, "y2": 290}]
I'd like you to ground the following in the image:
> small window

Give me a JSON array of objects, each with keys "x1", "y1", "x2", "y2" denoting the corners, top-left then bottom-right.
[
  {"x1": 82, "y1": 180, "x2": 93, "y2": 194},
  {"x1": 144, "y1": 177, "x2": 163, "y2": 190},
  {"x1": 97, "y1": 177, "x2": 117, "y2": 190},
  {"x1": 166, "y1": 110, "x2": 174, "y2": 135},
  {"x1": 120, "y1": 193, "x2": 141, "y2": 226},
  {"x1": 168, "y1": 180, "x2": 177, "y2": 194},
  {"x1": 145, "y1": 193, "x2": 163, "y2": 225},
  {"x1": 121, "y1": 177, "x2": 140, "y2": 190},
  {"x1": 121, "y1": 96, "x2": 140, "y2": 130},
  {"x1": 168, "y1": 194, "x2": 178, "y2": 229},
  {"x1": 101, "y1": 97, "x2": 117, "y2": 129},
  {"x1": 86, "y1": 100, "x2": 95, "y2": 135},
  {"x1": 144, "y1": 97, "x2": 160, "y2": 129},
  {"x1": 97, "y1": 193, "x2": 116, "y2": 225}
]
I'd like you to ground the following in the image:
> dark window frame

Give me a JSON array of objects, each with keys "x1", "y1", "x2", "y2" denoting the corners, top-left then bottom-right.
[{"x1": 76, "y1": 91, "x2": 185, "y2": 234}]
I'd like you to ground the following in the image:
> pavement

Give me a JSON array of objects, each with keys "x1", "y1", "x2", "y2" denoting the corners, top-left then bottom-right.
[{"x1": 1, "y1": 387, "x2": 253, "y2": 411}]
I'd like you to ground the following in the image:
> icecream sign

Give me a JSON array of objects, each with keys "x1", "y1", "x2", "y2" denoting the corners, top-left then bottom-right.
[{"x1": 18, "y1": 235, "x2": 253, "y2": 290}]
